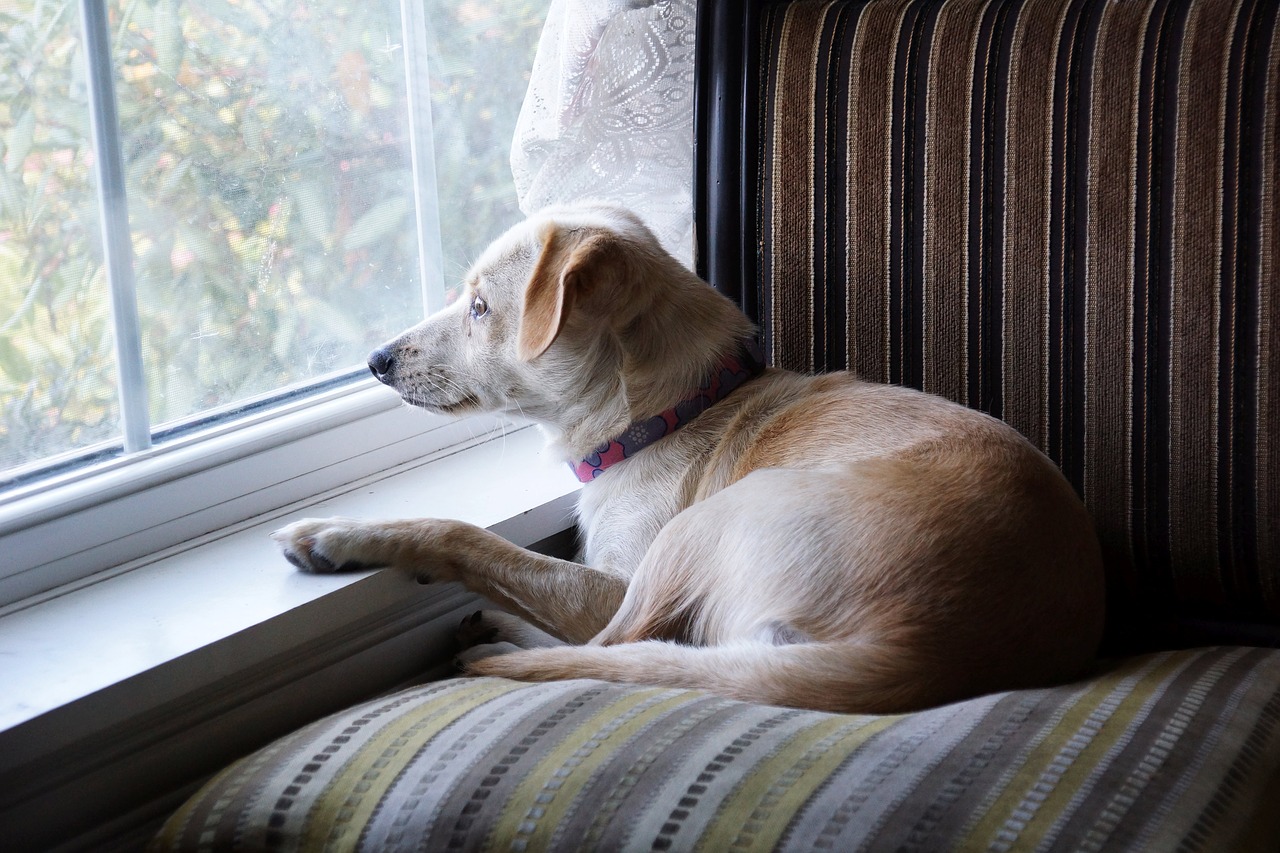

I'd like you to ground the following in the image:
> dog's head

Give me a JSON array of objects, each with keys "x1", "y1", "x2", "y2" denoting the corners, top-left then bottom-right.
[{"x1": 367, "y1": 202, "x2": 746, "y2": 450}]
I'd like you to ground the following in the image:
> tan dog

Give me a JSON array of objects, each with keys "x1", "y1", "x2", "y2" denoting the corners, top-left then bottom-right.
[{"x1": 273, "y1": 202, "x2": 1105, "y2": 714}]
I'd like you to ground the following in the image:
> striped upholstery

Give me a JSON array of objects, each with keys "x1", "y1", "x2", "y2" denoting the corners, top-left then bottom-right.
[
  {"x1": 749, "y1": 0, "x2": 1280, "y2": 625},
  {"x1": 154, "y1": 648, "x2": 1280, "y2": 851}
]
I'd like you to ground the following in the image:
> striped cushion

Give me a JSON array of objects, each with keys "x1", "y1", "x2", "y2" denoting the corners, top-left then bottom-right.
[
  {"x1": 750, "y1": 0, "x2": 1280, "y2": 623},
  {"x1": 154, "y1": 647, "x2": 1280, "y2": 851}
]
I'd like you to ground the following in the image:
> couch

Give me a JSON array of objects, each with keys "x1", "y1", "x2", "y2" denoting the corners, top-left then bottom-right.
[{"x1": 154, "y1": 0, "x2": 1280, "y2": 849}]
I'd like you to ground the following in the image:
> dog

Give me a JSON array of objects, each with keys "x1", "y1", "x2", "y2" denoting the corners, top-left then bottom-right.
[{"x1": 273, "y1": 202, "x2": 1106, "y2": 714}]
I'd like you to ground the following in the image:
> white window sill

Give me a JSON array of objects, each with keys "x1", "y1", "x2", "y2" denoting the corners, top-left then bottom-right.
[
  {"x1": 0, "y1": 425, "x2": 580, "y2": 847},
  {"x1": 0, "y1": 424, "x2": 580, "y2": 733}
]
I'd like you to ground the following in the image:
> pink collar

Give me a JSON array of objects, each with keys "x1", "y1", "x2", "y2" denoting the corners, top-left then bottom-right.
[{"x1": 571, "y1": 340, "x2": 765, "y2": 483}]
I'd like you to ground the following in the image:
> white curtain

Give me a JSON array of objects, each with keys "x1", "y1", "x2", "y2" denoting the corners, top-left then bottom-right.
[{"x1": 511, "y1": 0, "x2": 697, "y2": 268}]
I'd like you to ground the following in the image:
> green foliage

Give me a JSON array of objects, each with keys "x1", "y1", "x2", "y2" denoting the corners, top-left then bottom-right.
[
  {"x1": 0, "y1": 0, "x2": 549, "y2": 476},
  {"x1": 1, "y1": 0, "x2": 116, "y2": 470},
  {"x1": 422, "y1": 0, "x2": 548, "y2": 294}
]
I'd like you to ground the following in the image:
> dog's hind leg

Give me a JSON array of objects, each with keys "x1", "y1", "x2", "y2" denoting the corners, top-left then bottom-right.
[{"x1": 462, "y1": 638, "x2": 949, "y2": 714}]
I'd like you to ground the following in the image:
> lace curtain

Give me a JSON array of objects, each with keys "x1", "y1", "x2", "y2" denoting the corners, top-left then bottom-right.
[{"x1": 511, "y1": 0, "x2": 697, "y2": 268}]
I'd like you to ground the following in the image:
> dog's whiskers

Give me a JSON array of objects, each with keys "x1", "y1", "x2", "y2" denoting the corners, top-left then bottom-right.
[{"x1": 419, "y1": 371, "x2": 476, "y2": 410}]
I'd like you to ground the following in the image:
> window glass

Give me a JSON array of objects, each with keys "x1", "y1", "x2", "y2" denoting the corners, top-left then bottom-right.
[
  {"x1": 423, "y1": 0, "x2": 548, "y2": 302},
  {"x1": 1, "y1": 0, "x2": 115, "y2": 471},
  {"x1": 0, "y1": 0, "x2": 548, "y2": 483},
  {"x1": 116, "y1": 0, "x2": 425, "y2": 429}
]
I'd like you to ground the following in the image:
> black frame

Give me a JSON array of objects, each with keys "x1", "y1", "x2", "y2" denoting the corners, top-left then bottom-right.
[{"x1": 693, "y1": 0, "x2": 765, "y2": 324}]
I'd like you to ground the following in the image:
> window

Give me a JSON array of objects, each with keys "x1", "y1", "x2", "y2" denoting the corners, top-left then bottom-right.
[{"x1": 0, "y1": 0, "x2": 551, "y2": 605}]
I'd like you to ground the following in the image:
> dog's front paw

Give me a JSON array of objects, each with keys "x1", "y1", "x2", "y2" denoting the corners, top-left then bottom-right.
[{"x1": 271, "y1": 517, "x2": 385, "y2": 574}]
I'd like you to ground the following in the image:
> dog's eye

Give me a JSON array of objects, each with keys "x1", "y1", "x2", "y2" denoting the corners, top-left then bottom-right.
[{"x1": 470, "y1": 295, "x2": 489, "y2": 319}]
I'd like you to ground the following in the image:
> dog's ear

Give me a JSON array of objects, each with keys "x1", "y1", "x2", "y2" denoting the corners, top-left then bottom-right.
[{"x1": 517, "y1": 224, "x2": 615, "y2": 361}]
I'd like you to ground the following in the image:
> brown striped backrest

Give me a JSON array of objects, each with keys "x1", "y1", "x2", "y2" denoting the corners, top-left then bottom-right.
[{"x1": 695, "y1": 0, "x2": 1279, "y2": 630}]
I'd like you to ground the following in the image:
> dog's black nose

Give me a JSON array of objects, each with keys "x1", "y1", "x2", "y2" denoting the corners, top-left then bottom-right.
[{"x1": 368, "y1": 347, "x2": 395, "y2": 383}]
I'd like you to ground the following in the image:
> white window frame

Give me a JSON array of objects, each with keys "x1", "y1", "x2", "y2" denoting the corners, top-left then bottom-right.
[
  {"x1": 0, "y1": 381, "x2": 511, "y2": 609},
  {"x1": 0, "y1": 0, "x2": 481, "y2": 610}
]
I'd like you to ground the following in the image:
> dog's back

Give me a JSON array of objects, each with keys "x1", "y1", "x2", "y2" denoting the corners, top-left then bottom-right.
[{"x1": 472, "y1": 367, "x2": 1105, "y2": 714}]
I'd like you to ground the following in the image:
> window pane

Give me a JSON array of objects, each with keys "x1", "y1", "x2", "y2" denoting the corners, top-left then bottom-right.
[
  {"x1": 114, "y1": 0, "x2": 425, "y2": 427},
  {"x1": 1, "y1": 0, "x2": 550, "y2": 485},
  {"x1": 1, "y1": 0, "x2": 119, "y2": 473},
  {"x1": 423, "y1": 0, "x2": 546, "y2": 303}
]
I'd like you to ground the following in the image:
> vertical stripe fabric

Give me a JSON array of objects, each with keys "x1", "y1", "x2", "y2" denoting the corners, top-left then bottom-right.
[
  {"x1": 153, "y1": 649, "x2": 1280, "y2": 851},
  {"x1": 756, "y1": 0, "x2": 1280, "y2": 621}
]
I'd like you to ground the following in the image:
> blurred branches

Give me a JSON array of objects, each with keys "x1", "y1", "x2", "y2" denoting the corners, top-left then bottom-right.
[{"x1": 0, "y1": 0, "x2": 548, "y2": 473}]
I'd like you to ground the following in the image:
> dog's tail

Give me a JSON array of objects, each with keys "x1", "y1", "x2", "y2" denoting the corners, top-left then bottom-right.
[{"x1": 463, "y1": 638, "x2": 948, "y2": 714}]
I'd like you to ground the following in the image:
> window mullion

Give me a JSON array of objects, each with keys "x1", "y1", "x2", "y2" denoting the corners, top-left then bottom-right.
[
  {"x1": 79, "y1": 0, "x2": 151, "y2": 453},
  {"x1": 398, "y1": 0, "x2": 447, "y2": 316}
]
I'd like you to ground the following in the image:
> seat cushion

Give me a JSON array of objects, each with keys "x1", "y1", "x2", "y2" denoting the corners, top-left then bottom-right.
[{"x1": 154, "y1": 646, "x2": 1280, "y2": 851}]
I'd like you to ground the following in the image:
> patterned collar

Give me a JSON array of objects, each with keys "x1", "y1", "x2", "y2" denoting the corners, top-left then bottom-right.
[{"x1": 570, "y1": 340, "x2": 766, "y2": 483}]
